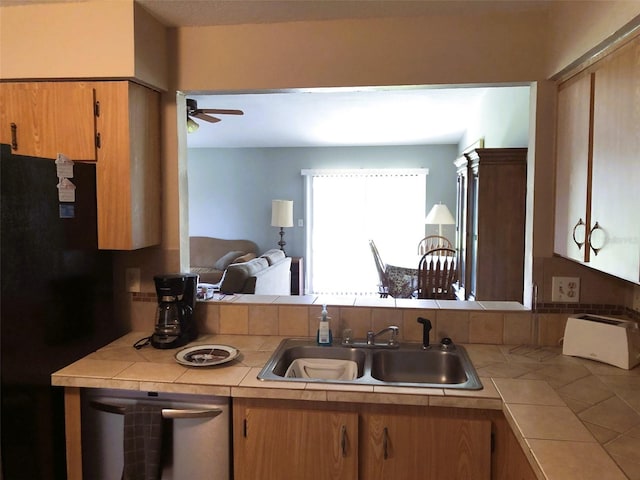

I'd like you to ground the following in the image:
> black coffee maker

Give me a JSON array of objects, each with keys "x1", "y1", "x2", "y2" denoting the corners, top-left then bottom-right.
[{"x1": 151, "y1": 273, "x2": 199, "y2": 349}]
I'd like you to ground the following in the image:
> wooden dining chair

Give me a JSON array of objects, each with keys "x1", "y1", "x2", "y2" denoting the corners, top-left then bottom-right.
[
  {"x1": 369, "y1": 239, "x2": 389, "y2": 297},
  {"x1": 417, "y1": 247, "x2": 458, "y2": 299},
  {"x1": 417, "y1": 235, "x2": 453, "y2": 255}
]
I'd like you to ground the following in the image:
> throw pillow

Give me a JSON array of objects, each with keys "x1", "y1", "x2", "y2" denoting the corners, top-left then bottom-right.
[
  {"x1": 260, "y1": 249, "x2": 286, "y2": 265},
  {"x1": 232, "y1": 252, "x2": 256, "y2": 264},
  {"x1": 213, "y1": 250, "x2": 245, "y2": 271}
]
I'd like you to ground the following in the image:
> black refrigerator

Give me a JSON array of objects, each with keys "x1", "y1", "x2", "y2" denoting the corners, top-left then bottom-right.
[{"x1": 1, "y1": 144, "x2": 126, "y2": 479}]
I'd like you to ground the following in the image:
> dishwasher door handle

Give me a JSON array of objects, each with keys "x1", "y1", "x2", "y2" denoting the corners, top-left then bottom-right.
[{"x1": 90, "y1": 400, "x2": 224, "y2": 419}]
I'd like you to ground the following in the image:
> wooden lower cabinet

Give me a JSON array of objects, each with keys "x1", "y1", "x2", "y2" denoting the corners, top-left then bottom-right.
[
  {"x1": 491, "y1": 414, "x2": 538, "y2": 480},
  {"x1": 233, "y1": 398, "x2": 358, "y2": 480},
  {"x1": 360, "y1": 404, "x2": 491, "y2": 480},
  {"x1": 233, "y1": 399, "x2": 533, "y2": 480}
]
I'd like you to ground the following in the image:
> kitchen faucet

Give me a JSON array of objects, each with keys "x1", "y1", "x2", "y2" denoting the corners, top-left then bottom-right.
[{"x1": 366, "y1": 326, "x2": 400, "y2": 347}]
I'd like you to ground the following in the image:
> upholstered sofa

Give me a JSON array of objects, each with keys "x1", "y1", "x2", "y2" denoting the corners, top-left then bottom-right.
[
  {"x1": 189, "y1": 236, "x2": 291, "y2": 295},
  {"x1": 190, "y1": 236, "x2": 259, "y2": 284},
  {"x1": 219, "y1": 249, "x2": 292, "y2": 295}
]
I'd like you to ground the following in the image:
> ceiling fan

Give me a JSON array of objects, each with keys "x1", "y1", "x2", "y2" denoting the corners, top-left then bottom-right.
[{"x1": 186, "y1": 98, "x2": 244, "y2": 132}]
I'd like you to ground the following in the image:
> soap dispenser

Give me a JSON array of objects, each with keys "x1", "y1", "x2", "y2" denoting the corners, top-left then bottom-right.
[{"x1": 316, "y1": 304, "x2": 333, "y2": 346}]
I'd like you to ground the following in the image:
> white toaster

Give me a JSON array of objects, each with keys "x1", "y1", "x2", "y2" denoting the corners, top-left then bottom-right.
[{"x1": 562, "y1": 314, "x2": 640, "y2": 370}]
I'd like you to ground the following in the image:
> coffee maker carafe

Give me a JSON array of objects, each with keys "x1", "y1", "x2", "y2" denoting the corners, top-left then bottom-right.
[{"x1": 151, "y1": 273, "x2": 198, "y2": 349}]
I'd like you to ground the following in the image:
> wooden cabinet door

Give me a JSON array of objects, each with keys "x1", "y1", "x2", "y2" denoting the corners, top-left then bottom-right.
[
  {"x1": 491, "y1": 413, "x2": 537, "y2": 480},
  {"x1": 360, "y1": 405, "x2": 492, "y2": 480},
  {"x1": 590, "y1": 37, "x2": 640, "y2": 283},
  {"x1": 0, "y1": 82, "x2": 96, "y2": 160},
  {"x1": 233, "y1": 399, "x2": 358, "y2": 480},
  {"x1": 553, "y1": 73, "x2": 592, "y2": 263},
  {"x1": 94, "y1": 81, "x2": 161, "y2": 250}
]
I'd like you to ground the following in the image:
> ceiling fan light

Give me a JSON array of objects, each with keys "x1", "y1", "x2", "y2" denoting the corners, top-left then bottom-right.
[{"x1": 187, "y1": 117, "x2": 199, "y2": 133}]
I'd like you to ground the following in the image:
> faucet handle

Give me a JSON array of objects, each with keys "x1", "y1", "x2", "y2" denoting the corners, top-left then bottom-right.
[
  {"x1": 388, "y1": 326, "x2": 399, "y2": 346},
  {"x1": 342, "y1": 328, "x2": 353, "y2": 345}
]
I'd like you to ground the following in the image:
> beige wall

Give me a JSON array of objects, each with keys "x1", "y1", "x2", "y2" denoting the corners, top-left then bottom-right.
[
  {"x1": 547, "y1": 1, "x2": 640, "y2": 76},
  {"x1": 0, "y1": 0, "x2": 168, "y2": 90},
  {"x1": 1, "y1": 1, "x2": 639, "y2": 316},
  {"x1": 175, "y1": 11, "x2": 550, "y2": 91}
]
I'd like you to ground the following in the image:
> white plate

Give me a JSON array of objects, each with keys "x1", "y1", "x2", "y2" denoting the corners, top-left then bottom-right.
[{"x1": 175, "y1": 344, "x2": 239, "y2": 367}]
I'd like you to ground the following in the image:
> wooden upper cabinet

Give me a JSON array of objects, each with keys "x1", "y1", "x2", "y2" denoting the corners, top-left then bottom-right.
[
  {"x1": 553, "y1": 73, "x2": 593, "y2": 263},
  {"x1": 94, "y1": 81, "x2": 161, "y2": 250},
  {"x1": 589, "y1": 37, "x2": 640, "y2": 283},
  {"x1": 0, "y1": 82, "x2": 96, "y2": 160}
]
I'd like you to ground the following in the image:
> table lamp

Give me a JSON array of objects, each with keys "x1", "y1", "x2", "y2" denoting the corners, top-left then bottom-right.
[
  {"x1": 271, "y1": 199, "x2": 294, "y2": 253},
  {"x1": 425, "y1": 202, "x2": 455, "y2": 244}
]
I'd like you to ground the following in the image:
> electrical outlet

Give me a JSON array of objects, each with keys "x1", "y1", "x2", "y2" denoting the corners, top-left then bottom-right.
[
  {"x1": 551, "y1": 276, "x2": 580, "y2": 303},
  {"x1": 125, "y1": 267, "x2": 141, "y2": 293}
]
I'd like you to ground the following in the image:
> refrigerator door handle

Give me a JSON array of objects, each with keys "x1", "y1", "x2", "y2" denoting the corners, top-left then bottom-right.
[{"x1": 89, "y1": 400, "x2": 223, "y2": 419}]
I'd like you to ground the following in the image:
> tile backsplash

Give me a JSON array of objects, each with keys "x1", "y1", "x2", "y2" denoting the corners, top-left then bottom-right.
[{"x1": 131, "y1": 293, "x2": 638, "y2": 346}]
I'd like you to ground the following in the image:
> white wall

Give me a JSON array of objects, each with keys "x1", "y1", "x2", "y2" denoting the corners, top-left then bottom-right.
[{"x1": 460, "y1": 86, "x2": 531, "y2": 151}]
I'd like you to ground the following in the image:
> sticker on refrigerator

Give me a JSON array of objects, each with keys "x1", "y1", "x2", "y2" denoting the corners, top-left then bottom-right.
[
  {"x1": 59, "y1": 204, "x2": 75, "y2": 218},
  {"x1": 57, "y1": 177, "x2": 76, "y2": 202},
  {"x1": 55, "y1": 153, "x2": 74, "y2": 178}
]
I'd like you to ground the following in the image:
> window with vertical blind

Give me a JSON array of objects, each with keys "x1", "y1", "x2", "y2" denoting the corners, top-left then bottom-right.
[{"x1": 301, "y1": 168, "x2": 428, "y2": 295}]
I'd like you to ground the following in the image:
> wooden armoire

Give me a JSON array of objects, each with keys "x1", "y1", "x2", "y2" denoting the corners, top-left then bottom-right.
[{"x1": 454, "y1": 148, "x2": 527, "y2": 302}]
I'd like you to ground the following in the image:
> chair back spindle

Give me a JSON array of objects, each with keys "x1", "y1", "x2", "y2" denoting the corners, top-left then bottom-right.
[
  {"x1": 417, "y1": 235, "x2": 453, "y2": 255},
  {"x1": 417, "y1": 247, "x2": 457, "y2": 299}
]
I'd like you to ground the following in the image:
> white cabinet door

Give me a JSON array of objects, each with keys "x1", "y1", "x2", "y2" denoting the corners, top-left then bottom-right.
[
  {"x1": 589, "y1": 38, "x2": 640, "y2": 283},
  {"x1": 554, "y1": 73, "x2": 592, "y2": 263}
]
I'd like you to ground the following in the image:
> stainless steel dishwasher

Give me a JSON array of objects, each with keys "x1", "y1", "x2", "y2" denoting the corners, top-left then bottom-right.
[{"x1": 81, "y1": 388, "x2": 230, "y2": 479}]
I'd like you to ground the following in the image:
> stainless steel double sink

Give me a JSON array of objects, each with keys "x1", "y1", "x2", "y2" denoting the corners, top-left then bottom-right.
[{"x1": 258, "y1": 338, "x2": 483, "y2": 390}]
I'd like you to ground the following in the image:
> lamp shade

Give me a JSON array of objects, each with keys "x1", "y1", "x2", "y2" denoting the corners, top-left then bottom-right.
[
  {"x1": 425, "y1": 203, "x2": 455, "y2": 225},
  {"x1": 271, "y1": 199, "x2": 294, "y2": 227}
]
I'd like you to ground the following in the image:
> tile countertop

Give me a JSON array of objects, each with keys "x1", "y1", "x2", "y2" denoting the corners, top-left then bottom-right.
[{"x1": 52, "y1": 333, "x2": 640, "y2": 480}]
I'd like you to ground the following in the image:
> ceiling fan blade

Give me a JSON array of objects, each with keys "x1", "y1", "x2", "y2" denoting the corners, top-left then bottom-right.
[
  {"x1": 194, "y1": 113, "x2": 221, "y2": 123},
  {"x1": 200, "y1": 108, "x2": 244, "y2": 116}
]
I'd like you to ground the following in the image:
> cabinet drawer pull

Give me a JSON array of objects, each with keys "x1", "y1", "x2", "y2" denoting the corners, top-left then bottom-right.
[
  {"x1": 10, "y1": 123, "x2": 17, "y2": 150},
  {"x1": 572, "y1": 218, "x2": 586, "y2": 250},
  {"x1": 588, "y1": 221, "x2": 605, "y2": 256},
  {"x1": 90, "y1": 400, "x2": 223, "y2": 419},
  {"x1": 383, "y1": 426, "x2": 389, "y2": 459},
  {"x1": 340, "y1": 425, "x2": 347, "y2": 457}
]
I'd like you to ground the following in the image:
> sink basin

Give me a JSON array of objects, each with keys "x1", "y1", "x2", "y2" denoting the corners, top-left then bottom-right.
[
  {"x1": 258, "y1": 338, "x2": 483, "y2": 390},
  {"x1": 370, "y1": 349, "x2": 468, "y2": 384},
  {"x1": 268, "y1": 342, "x2": 367, "y2": 379}
]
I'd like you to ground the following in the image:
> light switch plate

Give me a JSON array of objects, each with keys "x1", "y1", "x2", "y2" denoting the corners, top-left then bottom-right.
[{"x1": 552, "y1": 276, "x2": 580, "y2": 303}]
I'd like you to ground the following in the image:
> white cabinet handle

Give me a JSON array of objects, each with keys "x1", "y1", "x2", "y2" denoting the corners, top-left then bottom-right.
[
  {"x1": 572, "y1": 218, "x2": 586, "y2": 250},
  {"x1": 588, "y1": 221, "x2": 605, "y2": 256}
]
